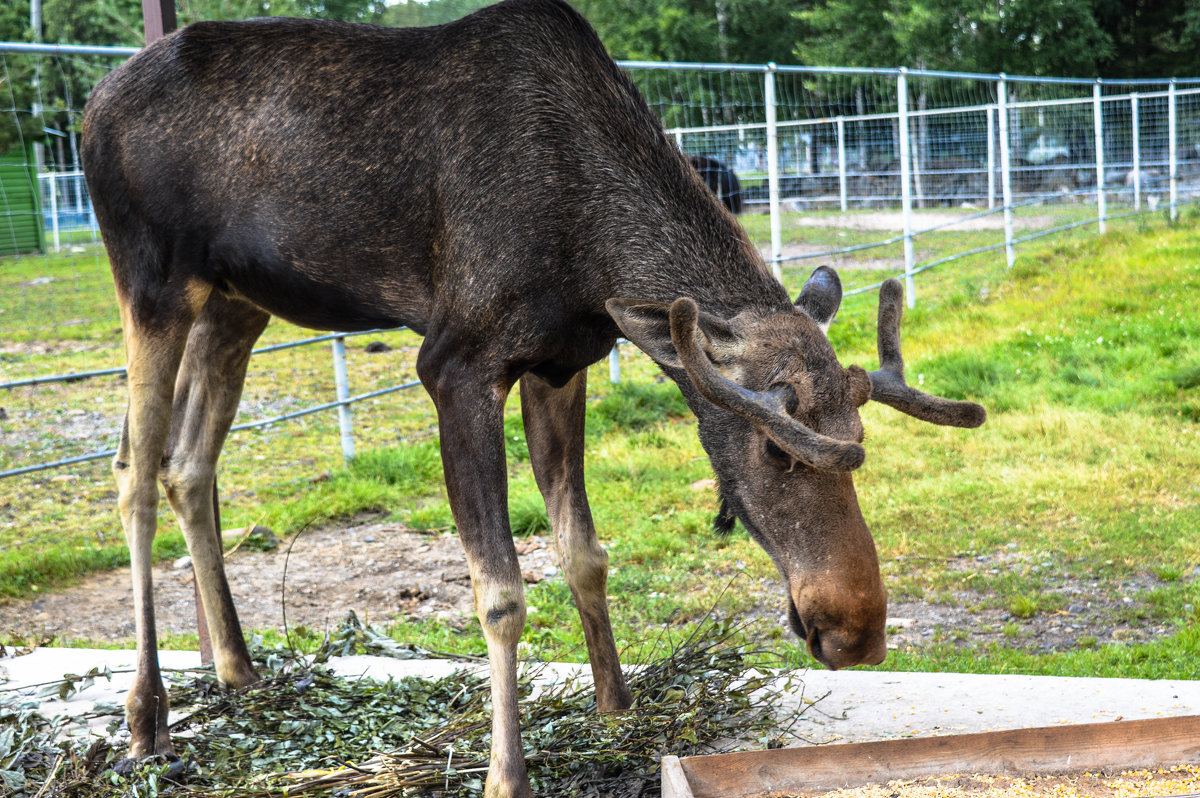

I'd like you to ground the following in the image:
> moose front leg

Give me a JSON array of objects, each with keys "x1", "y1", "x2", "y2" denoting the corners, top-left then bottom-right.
[
  {"x1": 420, "y1": 351, "x2": 530, "y2": 798},
  {"x1": 520, "y1": 371, "x2": 632, "y2": 712}
]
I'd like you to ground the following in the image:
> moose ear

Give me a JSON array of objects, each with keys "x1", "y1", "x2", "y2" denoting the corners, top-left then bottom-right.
[
  {"x1": 606, "y1": 298, "x2": 743, "y2": 370},
  {"x1": 795, "y1": 265, "x2": 843, "y2": 333}
]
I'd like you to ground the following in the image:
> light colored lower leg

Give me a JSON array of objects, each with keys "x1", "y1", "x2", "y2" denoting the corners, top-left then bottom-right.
[
  {"x1": 163, "y1": 466, "x2": 258, "y2": 688},
  {"x1": 552, "y1": 499, "x2": 632, "y2": 712},
  {"x1": 473, "y1": 571, "x2": 532, "y2": 798},
  {"x1": 119, "y1": 468, "x2": 173, "y2": 758}
]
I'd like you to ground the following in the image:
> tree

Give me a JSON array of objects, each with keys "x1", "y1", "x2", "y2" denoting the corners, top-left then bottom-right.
[
  {"x1": 383, "y1": 0, "x2": 495, "y2": 29},
  {"x1": 794, "y1": 0, "x2": 1113, "y2": 77},
  {"x1": 1095, "y1": 0, "x2": 1200, "y2": 78},
  {"x1": 177, "y1": 0, "x2": 386, "y2": 25},
  {"x1": 0, "y1": 0, "x2": 39, "y2": 154}
]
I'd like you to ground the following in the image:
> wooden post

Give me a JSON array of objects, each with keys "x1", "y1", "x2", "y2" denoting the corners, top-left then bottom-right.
[{"x1": 142, "y1": 0, "x2": 176, "y2": 43}]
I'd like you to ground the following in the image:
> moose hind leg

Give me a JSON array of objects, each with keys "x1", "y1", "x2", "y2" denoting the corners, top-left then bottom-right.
[
  {"x1": 160, "y1": 293, "x2": 269, "y2": 690},
  {"x1": 112, "y1": 278, "x2": 210, "y2": 760},
  {"x1": 520, "y1": 371, "x2": 632, "y2": 712}
]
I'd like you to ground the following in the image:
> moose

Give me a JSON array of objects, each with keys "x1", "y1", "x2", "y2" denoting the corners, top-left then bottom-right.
[
  {"x1": 689, "y1": 154, "x2": 745, "y2": 214},
  {"x1": 81, "y1": 0, "x2": 984, "y2": 795}
]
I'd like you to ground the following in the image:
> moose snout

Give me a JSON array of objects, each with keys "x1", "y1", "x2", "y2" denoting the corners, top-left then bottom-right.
[{"x1": 787, "y1": 584, "x2": 887, "y2": 670}]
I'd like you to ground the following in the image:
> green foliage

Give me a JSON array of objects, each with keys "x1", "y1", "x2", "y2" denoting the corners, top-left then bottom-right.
[
  {"x1": 8, "y1": 616, "x2": 787, "y2": 797},
  {"x1": 176, "y1": 0, "x2": 387, "y2": 25},
  {"x1": 508, "y1": 490, "x2": 551, "y2": 537},
  {"x1": 348, "y1": 441, "x2": 443, "y2": 494},
  {"x1": 503, "y1": 412, "x2": 530, "y2": 463},
  {"x1": 1007, "y1": 594, "x2": 1040, "y2": 619},
  {"x1": 794, "y1": 0, "x2": 1193, "y2": 77},
  {"x1": 382, "y1": 0, "x2": 492, "y2": 27},
  {"x1": 572, "y1": 0, "x2": 806, "y2": 64},
  {"x1": 0, "y1": 687, "x2": 71, "y2": 795},
  {"x1": 42, "y1": 0, "x2": 144, "y2": 46},
  {"x1": 588, "y1": 380, "x2": 691, "y2": 434}
]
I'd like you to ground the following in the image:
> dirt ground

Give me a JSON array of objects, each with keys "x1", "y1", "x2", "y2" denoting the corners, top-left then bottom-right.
[
  {"x1": 0, "y1": 514, "x2": 1172, "y2": 657},
  {"x1": 0, "y1": 519, "x2": 558, "y2": 643}
]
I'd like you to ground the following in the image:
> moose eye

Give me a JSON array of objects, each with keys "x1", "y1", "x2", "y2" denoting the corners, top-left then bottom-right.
[{"x1": 762, "y1": 438, "x2": 794, "y2": 469}]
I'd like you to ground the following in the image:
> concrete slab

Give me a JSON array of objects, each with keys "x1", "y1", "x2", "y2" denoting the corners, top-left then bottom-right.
[
  {"x1": 4, "y1": 648, "x2": 1200, "y2": 750},
  {"x1": 782, "y1": 669, "x2": 1200, "y2": 744}
]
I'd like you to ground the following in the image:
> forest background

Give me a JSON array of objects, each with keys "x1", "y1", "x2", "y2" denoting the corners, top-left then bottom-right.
[{"x1": 3, "y1": 0, "x2": 1200, "y2": 79}]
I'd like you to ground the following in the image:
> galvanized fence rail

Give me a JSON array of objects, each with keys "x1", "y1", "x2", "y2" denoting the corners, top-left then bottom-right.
[{"x1": 2, "y1": 42, "x2": 1198, "y2": 557}]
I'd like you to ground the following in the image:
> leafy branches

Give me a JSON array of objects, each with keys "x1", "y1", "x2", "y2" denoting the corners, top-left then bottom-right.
[
  {"x1": 7, "y1": 613, "x2": 799, "y2": 797},
  {"x1": 284, "y1": 616, "x2": 794, "y2": 797}
]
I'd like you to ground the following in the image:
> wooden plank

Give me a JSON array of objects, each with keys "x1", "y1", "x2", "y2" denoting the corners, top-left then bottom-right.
[
  {"x1": 141, "y1": 0, "x2": 176, "y2": 42},
  {"x1": 676, "y1": 714, "x2": 1200, "y2": 798},
  {"x1": 661, "y1": 755, "x2": 695, "y2": 798}
]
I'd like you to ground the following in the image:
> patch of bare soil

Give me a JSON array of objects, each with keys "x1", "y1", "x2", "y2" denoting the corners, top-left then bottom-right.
[
  {"x1": 0, "y1": 515, "x2": 1174, "y2": 657},
  {"x1": 0, "y1": 518, "x2": 557, "y2": 643}
]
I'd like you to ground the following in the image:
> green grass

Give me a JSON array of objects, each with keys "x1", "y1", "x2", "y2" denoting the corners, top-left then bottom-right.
[{"x1": 1, "y1": 207, "x2": 1198, "y2": 681}]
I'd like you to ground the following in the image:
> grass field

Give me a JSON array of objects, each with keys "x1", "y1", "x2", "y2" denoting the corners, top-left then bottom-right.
[{"x1": 1, "y1": 205, "x2": 1198, "y2": 680}]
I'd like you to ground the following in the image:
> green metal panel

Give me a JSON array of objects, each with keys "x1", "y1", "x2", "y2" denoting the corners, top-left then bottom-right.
[{"x1": 0, "y1": 147, "x2": 45, "y2": 256}]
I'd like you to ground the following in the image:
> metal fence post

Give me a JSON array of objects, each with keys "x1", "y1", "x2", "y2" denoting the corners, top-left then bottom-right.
[
  {"x1": 609, "y1": 344, "x2": 621, "y2": 384},
  {"x1": 836, "y1": 115, "x2": 848, "y2": 212},
  {"x1": 331, "y1": 336, "x2": 355, "y2": 461},
  {"x1": 986, "y1": 106, "x2": 996, "y2": 209},
  {"x1": 997, "y1": 74, "x2": 1015, "y2": 268},
  {"x1": 1131, "y1": 93, "x2": 1141, "y2": 211},
  {"x1": 1169, "y1": 79, "x2": 1178, "y2": 223},
  {"x1": 1093, "y1": 80, "x2": 1106, "y2": 233},
  {"x1": 765, "y1": 63, "x2": 783, "y2": 282},
  {"x1": 47, "y1": 175, "x2": 60, "y2": 251},
  {"x1": 897, "y1": 67, "x2": 915, "y2": 307}
]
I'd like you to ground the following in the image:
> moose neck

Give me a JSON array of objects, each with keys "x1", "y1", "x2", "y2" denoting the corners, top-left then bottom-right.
[
  {"x1": 597, "y1": 181, "x2": 792, "y2": 318},
  {"x1": 552, "y1": 63, "x2": 791, "y2": 318}
]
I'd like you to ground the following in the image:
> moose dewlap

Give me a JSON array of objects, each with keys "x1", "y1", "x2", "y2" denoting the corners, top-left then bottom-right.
[{"x1": 81, "y1": 0, "x2": 985, "y2": 795}]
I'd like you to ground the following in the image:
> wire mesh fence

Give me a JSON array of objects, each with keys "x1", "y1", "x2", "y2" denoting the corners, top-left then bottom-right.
[{"x1": 1, "y1": 41, "x2": 1198, "y2": 560}]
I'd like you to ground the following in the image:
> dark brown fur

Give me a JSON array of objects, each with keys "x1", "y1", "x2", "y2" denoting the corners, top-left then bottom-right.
[{"x1": 82, "y1": 3, "x2": 983, "y2": 795}]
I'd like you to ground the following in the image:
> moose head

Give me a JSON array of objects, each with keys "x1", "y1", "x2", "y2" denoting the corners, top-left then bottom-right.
[{"x1": 609, "y1": 266, "x2": 986, "y2": 670}]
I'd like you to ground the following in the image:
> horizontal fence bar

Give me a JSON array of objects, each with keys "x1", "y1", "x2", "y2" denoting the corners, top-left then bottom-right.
[
  {"x1": 0, "y1": 378, "x2": 425, "y2": 480},
  {"x1": 0, "y1": 449, "x2": 116, "y2": 479},
  {"x1": 0, "y1": 41, "x2": 139, "y2": 56},
  {"x1": 0, "y1": 328, "x2": 407, "y2": 391},
  {"x1": 617, "y1": 59, "x2": 768, "y2": 73},
  {"x1": 2, "y1": 365, "x2": 126, "y2": 390},
  {"x1": 227, "y1": 379, "x2": 423, "y2": 433}
]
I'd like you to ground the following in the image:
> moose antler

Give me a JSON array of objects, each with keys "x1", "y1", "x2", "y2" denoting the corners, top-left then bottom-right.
[
  {"x1": 868, "y1": 279, "x2": 987, "y2": 428},
  {"x1": 668, "y1": 297, "x2": 866, "y2": 472}
]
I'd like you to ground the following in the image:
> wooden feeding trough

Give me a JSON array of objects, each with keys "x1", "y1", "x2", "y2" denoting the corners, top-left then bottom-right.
[{"x1": 662, "y1": 714, "x2": 1200, "y2": 797}]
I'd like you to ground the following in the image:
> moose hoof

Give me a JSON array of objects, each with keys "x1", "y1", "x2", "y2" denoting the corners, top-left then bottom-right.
[{"x1": 111, "y1": 754, "x2": 187, "y2": 781}]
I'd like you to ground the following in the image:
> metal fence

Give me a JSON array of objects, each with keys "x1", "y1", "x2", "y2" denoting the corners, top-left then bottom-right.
[
  {"x1": 1, "y1": 40, "x2": 1197, "y2": 558},
  {"x1": 628, "y1": 63, "x2": 1200, "y2": 302}
]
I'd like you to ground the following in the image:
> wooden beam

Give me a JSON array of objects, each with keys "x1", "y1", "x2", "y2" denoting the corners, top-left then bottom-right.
[
  {"x1": 661, "y1": 756, "x2": 694, "y2": 798},
  {"x1": 141, "y1": 0, "x2": 176, "y2": 43},
  {"x1": 672, "y1": 714, "x2": 1200, "y2": 798}
]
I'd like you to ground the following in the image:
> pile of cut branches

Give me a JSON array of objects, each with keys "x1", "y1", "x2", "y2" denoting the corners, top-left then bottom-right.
[
  {"x1": 284, "y1": 618, "x2": 799, "y2": 797},
  {"x1": 15, "y1": 612, "x2": 806, "y2": 797}
]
